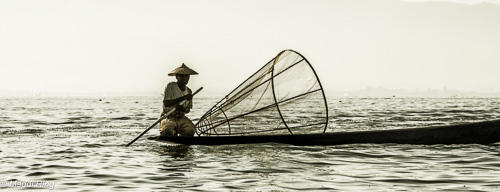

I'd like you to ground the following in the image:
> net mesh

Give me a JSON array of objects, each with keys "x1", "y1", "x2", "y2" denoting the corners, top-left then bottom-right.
[{"x1": 195, "y1": 49, "x2": 328, "y2": 136}]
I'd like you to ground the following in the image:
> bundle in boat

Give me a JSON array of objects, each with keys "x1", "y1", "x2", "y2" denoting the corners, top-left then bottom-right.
[{"x1": 195, "y1": 49, "x2": 329, "y2": 136}]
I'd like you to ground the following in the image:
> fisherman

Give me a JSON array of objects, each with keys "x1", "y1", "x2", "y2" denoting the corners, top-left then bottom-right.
[{"x1": 160, "y1": 63, "x2": 198, "y2": 137}]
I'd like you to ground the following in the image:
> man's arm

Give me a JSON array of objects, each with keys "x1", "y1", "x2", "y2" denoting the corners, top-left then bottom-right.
[
  {"x1": 163, "y1": 94, "x2": 193, "y2": 108},
  {"x1": 184, "y1": 88, "x2": 193, "y2": 113}
]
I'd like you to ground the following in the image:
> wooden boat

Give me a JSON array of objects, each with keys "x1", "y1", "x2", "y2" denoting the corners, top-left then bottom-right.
[{"x1": 149, "y1": 119, "x2": 500, "y2": 146}]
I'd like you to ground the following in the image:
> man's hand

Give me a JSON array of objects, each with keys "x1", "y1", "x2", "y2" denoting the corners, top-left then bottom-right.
[
  {"x1": 175, "y1": 105, "x2": 186, "y2": 112},
  {"x1": 164, "y1": 94, "x2": 192, "y2": 108},
  {"x1": 184, "y1": 93, "x2": 193, "y2": 100}
]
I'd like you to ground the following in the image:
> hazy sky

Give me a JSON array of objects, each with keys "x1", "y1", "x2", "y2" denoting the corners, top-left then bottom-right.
[{"x1": 1, "y1": 0, "x2": 499, "y2": 96}]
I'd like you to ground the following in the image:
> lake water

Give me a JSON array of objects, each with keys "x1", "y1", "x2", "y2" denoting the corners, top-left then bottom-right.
[{"x1": 1, "y1": 97, "x2": 500, "y2": 191}]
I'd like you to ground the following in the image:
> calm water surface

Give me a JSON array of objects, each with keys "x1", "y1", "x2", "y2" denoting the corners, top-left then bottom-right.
[{"x1": 1, "y1": 97, "x2": 500, "y2": 191}]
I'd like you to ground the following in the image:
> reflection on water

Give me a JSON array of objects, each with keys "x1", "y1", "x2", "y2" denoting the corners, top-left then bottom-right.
[
  {"x1": 154, "y1": 145, "x2": 192, "y2": 158},
  {"x1": 0, "y1": 97, "x2": 499, "y2": 191}
]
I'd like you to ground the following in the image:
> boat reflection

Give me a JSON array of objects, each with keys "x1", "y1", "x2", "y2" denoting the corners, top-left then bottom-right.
[{"x1": 155, "y1": 144, "x2": 192, "y2": 158}]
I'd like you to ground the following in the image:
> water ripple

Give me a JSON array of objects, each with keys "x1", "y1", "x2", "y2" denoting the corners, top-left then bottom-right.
[{"x1": 1, "y1": 97, "x2": 500, "y2": 191}]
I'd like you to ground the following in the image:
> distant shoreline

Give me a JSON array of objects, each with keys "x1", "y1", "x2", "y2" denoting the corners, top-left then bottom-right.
[{"x1": 2, "y1": 87, "x2": 500, "y2": 98}]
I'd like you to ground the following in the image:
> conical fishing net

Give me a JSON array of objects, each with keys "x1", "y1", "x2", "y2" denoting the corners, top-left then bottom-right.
[{"x1": 195, "y1": 49, "x2": 328, "y2": 136}]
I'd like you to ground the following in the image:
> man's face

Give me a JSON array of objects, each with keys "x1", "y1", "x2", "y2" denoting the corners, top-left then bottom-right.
[{"x1": 176, "y1": 74, "x2": 190, "y2": 86}]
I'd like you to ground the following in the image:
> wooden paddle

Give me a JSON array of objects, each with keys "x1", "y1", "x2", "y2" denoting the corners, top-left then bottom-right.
[{"x1": 126, "y1": 87, "x2": 203, "y2": 146}]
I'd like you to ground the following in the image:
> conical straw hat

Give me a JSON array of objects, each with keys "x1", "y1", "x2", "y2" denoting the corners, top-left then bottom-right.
[{"x1": 168, "y1": 63, "x2": 199, "y2": 76}]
